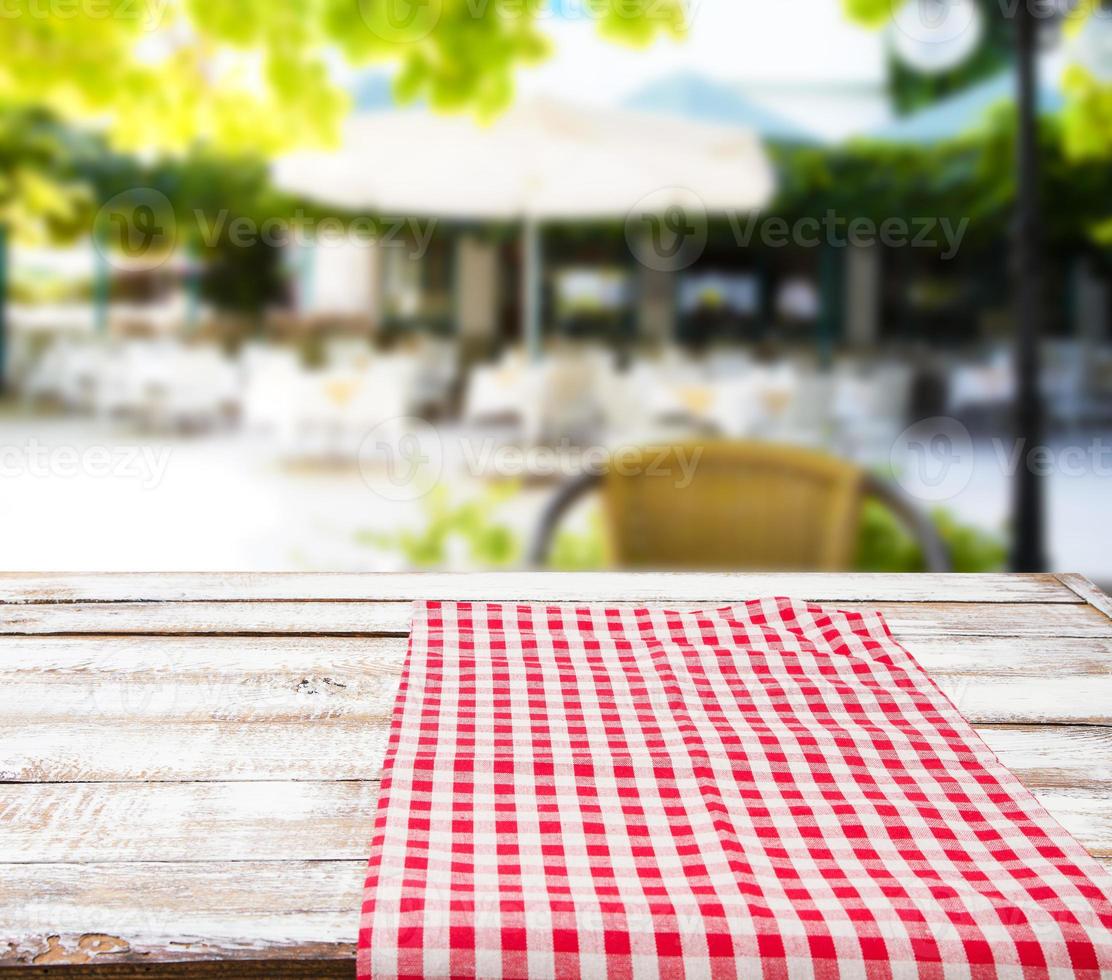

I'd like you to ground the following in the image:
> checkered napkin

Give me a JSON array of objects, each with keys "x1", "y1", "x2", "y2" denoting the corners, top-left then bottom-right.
[{"x1": 358, "y1": 598, "x2": 1112, "y2": 979}]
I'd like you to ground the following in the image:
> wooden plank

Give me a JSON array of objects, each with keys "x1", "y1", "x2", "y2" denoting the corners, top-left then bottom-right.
[
  {"x1": 3, "y1": 859, "x2": 354, "y2": 975},
  {"x1": 0, "y1": 782, "x2": 378, "y2": 864},
  {"x1": 0, "y1": 720, "x2": 392, "y2": 783},
  {"x1": 0, "y1": 572, "x2": 1076, "y2": 605},
  {"x1": 0, "y1": 635, "x2": 410, "y2": 671},
  {"x1": 2, "y1": 714, "x2": 1109, "y2": 787},
  {"x1": 3, "y1": 599, "x2": 1110, "y2": 637},
  {"x1": 0, "y1": 632, "x2": 1106, "y2": 677},
  {"x1": 0, "y1": 959, "x2": 353, "y2": 977},
  {"x1": 0, "y1": 669, "x2": 1108, "y2": 726},
  {"x1": 0, "y1": 632, "x2": 1108, "y2": 787},
  {"x1": 0, "y1": 962, "x2": 352, "y2": 978},
  {"x1": 977, "y1": 725, "x2": 1112, "y2": 790},
  {"x1": 12, "y1": 855, "x2": 1112, "y2": 972},
  {"x1": 1057, "y1": 573, "x2": 1112, "y2": 621},
  {"x1": 932, "y1": 677, "x2": 1112, "y2": 725},
  {"x1": 903, "y1": 634, "x2": 1112, "y2": 676},
  {"x1": 1, "y1": 780, "x2": 1109, "y2": 867},
  {"x1": 0, "y1": 636, "x2": 406, "y2": 725},
  {"x1": 0, "y1": 667, "x2": 393, "y2": 724},
  {"x1": 0, "y1": 862, "x2": 362, "y2": 965},
  {"x1": 1, "y1": 637, "x2": 1110, "y2": 754},
  {"x1": 2, "y1": 666, "x2": 1110, "y2": 728}
]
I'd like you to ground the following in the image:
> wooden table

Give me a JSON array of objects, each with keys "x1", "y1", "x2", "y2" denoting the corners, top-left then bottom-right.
[{"x1": 2, "y1": 572, "x2": 1111, "y2": 976}]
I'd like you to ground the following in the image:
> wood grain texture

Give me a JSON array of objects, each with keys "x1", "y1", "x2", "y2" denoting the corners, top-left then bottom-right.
[
  {"x1": 0, "y1": 572, "x2": 1076, "y2": 605},
  {"x1": 2, "y1": 778, "x2": 1110, "y2": 867},
  {"x1": 10, "y1": 855, "x2": 1112, "y2": 972},
  {"x1": 3, "y1": 599, "x2": 1110, "y2": 637},
  {"x1": 3, "y1": 719, "x2": 1109, "y2": 786},
  {"x1": 1057, "y1": 573, "x2": 1112, "y2": 621},
  {"x1": 0, "y1": 632, "x2": 1105, "y2": 676},
  {"x1": 0, "y1": 861, "x2": 365, "y2": 952},
  {"x1": 0, "y1": 781, "x2": 379, "y2": 864},
  {"x1": 1, "y1": 633, "x2": 1109, "y2": 741},
  {"x1": 0, "y1": 572, "x2": 1109, "y2": 975}
]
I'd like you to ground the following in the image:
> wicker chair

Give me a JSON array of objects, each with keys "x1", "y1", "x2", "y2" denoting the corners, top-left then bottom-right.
[{"x1": 530, "y1": 441, "x2": 949, "y2": 572}]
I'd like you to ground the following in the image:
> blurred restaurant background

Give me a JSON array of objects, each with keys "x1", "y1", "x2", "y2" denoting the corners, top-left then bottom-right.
[{"x1": 2, "y1": 0, "x2": 1112, "y2": 580}]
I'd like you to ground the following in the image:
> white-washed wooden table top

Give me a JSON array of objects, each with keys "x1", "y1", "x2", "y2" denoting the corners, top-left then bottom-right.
[{"x1": 1, "y1": 572, "x2": 1111, "y2": 977}]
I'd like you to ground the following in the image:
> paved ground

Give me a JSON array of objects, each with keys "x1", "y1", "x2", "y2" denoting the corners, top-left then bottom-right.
[{"x1": 0, "y1": 412, "x2": 1107, "y2": 583}]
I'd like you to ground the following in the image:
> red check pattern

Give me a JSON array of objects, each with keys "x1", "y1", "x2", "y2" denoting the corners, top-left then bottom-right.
[{"x1": 358, "y1": 598, "x2": 1112, "y2": 979}]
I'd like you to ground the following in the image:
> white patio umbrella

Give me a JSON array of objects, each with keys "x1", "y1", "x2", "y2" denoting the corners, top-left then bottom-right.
[{"x1": 272, "y1": 97, "x2": 775, "y2": 357}]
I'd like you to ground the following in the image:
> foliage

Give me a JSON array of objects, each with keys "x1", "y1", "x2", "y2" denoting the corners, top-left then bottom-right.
[
  {"x1": 772, "y1": 109, "x2": 1112, "y2": 257},
  {"x1": 198, "y1": 227, "x2": 284, "y2": 316},
  {"x1": 362, "y1": 479, "x2": 1005, "y2": 573},
  {"x1": 8, "y1": 268, "x2": 91, "y2": 304},
  {"x1": 771, "y1": 139, "x2": 1006, "y2": 253},
  {"x1": 842, "y1": 0, "x2": 1112, "y2": 163},
  {"x1": 142, "y1": 152, "x2": 293, "y2": 313},
  {"x1": 0, "y1": 0, "x2": 686, "y2": 155},
  {"x1": 548, "y1": 510, "x2": 608, "y2": 571},
  {"x1": 1062, "y1": 63, "x2": 1112, "y2": 161},
  {"x1": 841, "y1": 0, "x2": 891, "y2": 28},
  {"x1": 930, "y1": 507, "x2": 1007, "y2": 572},
  {"x1": 0, "y1": 102, "x2": 302, "y2": 314},
  {"x1": 855, "y1": 498, "x2": 1006, "y2": 572},
  {"x1": 0, "y1": 109, "x2": 94, "y2": 243},
  {"x1": 547, "y1": 499, "x2": 1007, "y2": 573},
  {"x1": 871, "y1": 0, "x2": 1013, "y2": 115},
  {"x1": 357, "y1": 482, "x2": 521, "y2": 569},
  {"x1": 58, "y1": 142, "x2": 298, "y2": 313},
  {"x1": 0, "y1": 1, "x2": 685, "y2": 260}
]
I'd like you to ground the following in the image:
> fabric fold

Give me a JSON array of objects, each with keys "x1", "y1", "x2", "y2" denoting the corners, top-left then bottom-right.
[{"x1": 359, "y1": 598, "x2": 1112, "y2": 979}]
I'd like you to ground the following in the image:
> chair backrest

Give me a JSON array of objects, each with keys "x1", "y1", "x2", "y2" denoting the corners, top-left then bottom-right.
[{"x1": 599, "y1": 441, "x2": 864, "y2": 571}]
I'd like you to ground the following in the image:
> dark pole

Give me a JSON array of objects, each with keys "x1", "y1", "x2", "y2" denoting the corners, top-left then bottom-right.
[
  {"x1": 1010, "y1": 0, "x2": 1048, "y2": 572},
  {"x1": 0, "y1": 224, "x2": 7, "y2": 398}
]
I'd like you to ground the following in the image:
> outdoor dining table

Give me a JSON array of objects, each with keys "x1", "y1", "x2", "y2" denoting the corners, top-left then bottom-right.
[{"x1": 1, "y1": 571, "x2": 1111, "y2": 977}]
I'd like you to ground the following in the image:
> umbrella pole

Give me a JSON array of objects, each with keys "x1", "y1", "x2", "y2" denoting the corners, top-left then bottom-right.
[
  {"x1": 0, "y1": 224, "x2": 6, "y2": 396},
  {"x1": 522, "y1": 218, "x2": 542, "y2": 362}
]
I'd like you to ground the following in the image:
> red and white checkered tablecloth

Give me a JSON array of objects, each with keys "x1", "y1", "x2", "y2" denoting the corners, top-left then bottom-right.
[{"x1": 358, "y1": 598, "x2": 1112, "y2": 979}]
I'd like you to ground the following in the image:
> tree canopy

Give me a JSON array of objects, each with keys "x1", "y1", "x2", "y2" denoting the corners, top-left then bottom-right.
[
  {"x1": 0, "y1": 0, "x2": 686, "y2": 155},
  {"x1": 843, "y1": 0, "x2": 1112, "y2": 161},
  {"x1": 0, "y1": 109, "x2": 94, "y2": 244},
  {"x1": 3, "y1": 0, "x2": 1111, "y2": 159}
]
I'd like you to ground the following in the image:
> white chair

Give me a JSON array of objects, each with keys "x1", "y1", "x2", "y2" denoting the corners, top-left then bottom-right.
[
  {"x1": 59, "y1": 339, "x2": 114, "y2": 413},
  {"x1": 833, "y1": 362, "x2": 912, "y2": 461},
  {"x1": 154, "y1": 345, "x2": 240, "y2": 430},
  {"x1": 523, "y1": 350, "x2": 612, "y2": 447},
  {"x1": 706, "y1": 348, "x2": 752, "y2": 381},
  {"x1": 463, "y1": 362, "x2": 527, "y2": 427},
  {"x1": 704, "y1": 377, "x2": 761, "y2": 439},
  {"x1": 21, "y1": 339, "x2": 72, "y2": 406},
  {"x1": 349, "y1": 354, "x2": 421, "y2": 434},
  {"x1": 769, "y1": 370, "x2": 834, "y2": 447},
  {"x1": 241, "y1": 347, "x2": 304, "y2": 443},
  {"x1": 324, "y1": 337, "x2": 373, "y2": 370}
]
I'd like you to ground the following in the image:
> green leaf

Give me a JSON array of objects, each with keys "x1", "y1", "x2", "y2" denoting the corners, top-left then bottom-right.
[
  {"x1": 0, "y1": 0, "x2": 685, "y2": 155},
  {"x1": 841, "y1": 0, "x2": 893, "y2": 29}
]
